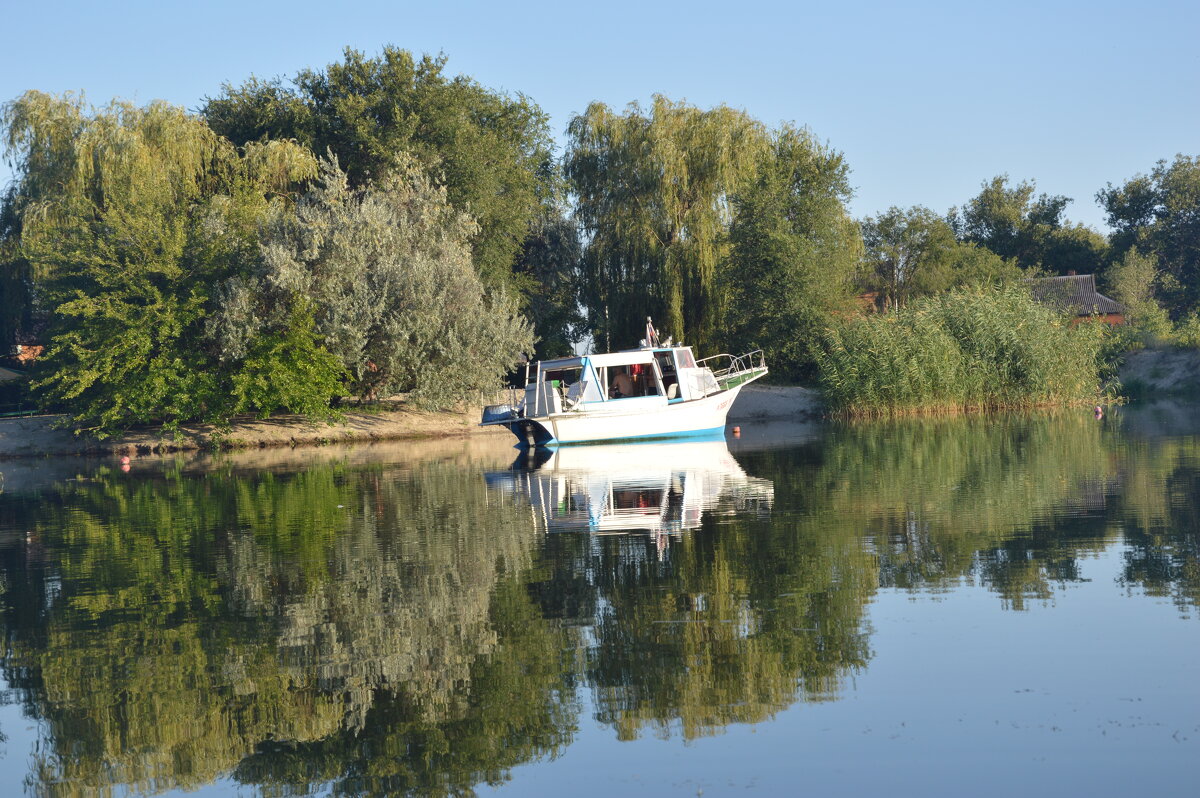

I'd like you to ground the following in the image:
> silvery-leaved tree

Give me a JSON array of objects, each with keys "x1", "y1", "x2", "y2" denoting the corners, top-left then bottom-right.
[{"x1": 212, "y1": 157, "x2": 533, "y2": 407}]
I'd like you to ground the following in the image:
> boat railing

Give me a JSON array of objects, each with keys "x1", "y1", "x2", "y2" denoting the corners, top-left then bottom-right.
[{"x1": 695, "y1": 349, "x2": 767, "y2": 387}]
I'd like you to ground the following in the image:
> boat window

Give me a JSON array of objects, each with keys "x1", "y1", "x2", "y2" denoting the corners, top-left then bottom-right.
[
  {"x1": 542, "y1": 366, "x2": 584, "y2": 403},
  {"x1": 599, "y1": 363, "x2": 661, "y2": 398},
  {"x1": 543, "y1": 366, "x2": 583, "y2": 386},
  {"x1": 675, "y1": 349, "x2": 696, "y2": 369},
  {"x1": 544, "y1": 364, "x2": 580, "y2": 381}
]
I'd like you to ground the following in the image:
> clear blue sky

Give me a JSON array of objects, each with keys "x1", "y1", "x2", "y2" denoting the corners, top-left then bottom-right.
[{"x1": 2, "y1": 0, "x2": 1197, "y2": 231}]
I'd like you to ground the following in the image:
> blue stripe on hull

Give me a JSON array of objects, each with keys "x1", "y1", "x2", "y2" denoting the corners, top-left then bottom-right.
[{"x1": 555, "y1": 424, "x2": 728, "y2": 447}]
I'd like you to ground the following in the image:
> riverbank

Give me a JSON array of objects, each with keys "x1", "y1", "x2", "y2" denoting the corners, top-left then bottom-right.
[
  {"x1": 1119, "y1": 347, "x2": 1200, "y2": 396},
  {"x1": 0, "y1": 404, "x2": 502, "y2": 459},
  {"x1": 0, "y1": 384, "x2": 823, "y2": 459}
]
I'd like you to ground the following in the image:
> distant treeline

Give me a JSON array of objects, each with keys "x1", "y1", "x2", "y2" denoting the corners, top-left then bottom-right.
[{"x1": 0, "y1": 46, "x2": 1196, "y2": 432}]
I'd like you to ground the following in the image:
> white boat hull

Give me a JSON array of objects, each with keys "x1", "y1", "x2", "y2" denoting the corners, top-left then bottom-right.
[{"x1": 507, "y1": 383, "x2": 748, "y2": 446}]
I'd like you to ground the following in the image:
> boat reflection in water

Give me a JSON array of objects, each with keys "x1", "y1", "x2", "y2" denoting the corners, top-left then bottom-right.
[{"x1": 488, "y1": 438, "x2": 773, "y2": 550}]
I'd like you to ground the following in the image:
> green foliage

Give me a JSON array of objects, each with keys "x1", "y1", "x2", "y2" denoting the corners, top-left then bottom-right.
[
  {"x1": 226, "y1": 303, "x2": 346, "y2": 417},
  {"x1": 514, "y1": 208, "x2": 586, "y2": 359},
  {"x1": 724, "y1": 126, "x2": 862, "y2": 382},
  {"x1": 1, "y1": 91, "x2": 327, "y2": 433},
  {"x1": 0, "y1": 188, "x2": 34, "y2": 347},
  {"x1": 861, "y1": 205, "x2": 1019, "y2": 311},
  {"x1": 1102, "y1": 245, "x2": 1200, "y2": 351},
  {"x1": 204, "y1": 46, "x2": 557, "y2": 295},
  {"x1": 212, "y1": 158, "x2": 533, "y2": 407},
  {"x1": 3, "y1": 87, "x2": 532, "y2": 432},
  {"x1": 813, "y1": 285, "x2": 1106, "y2": 416},
  {"x1": 952, "y1": 175, "x2": 1108, "y2": 273},
  {"x1": 1174, "y1": 313, "x2": 1200, "y2": 348},
  {"x1": 1104, "y1": 246, "x2": 1172, "y2": 347},
  {"x1": 566, "y1": 95, "x2": 769, "y2": 351},
  {"x1": 1099, "y1": 155, "x2": 1200, "y2": 319}
]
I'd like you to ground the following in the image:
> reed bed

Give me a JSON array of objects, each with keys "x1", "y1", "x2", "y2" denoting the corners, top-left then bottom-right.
[{"x1": 813, "y1": 286, "x2": 1106, "y2": 417}]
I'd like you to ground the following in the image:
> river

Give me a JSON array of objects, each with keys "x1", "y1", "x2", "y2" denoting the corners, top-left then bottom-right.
[{"x1": 0, "y1": 402, "x2": 1195, "y2": 797}]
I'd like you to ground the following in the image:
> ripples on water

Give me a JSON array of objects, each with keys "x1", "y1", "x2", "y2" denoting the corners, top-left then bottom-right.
[{"x1": 0, "y1": 404, "x2": 1195, "y2": 797}]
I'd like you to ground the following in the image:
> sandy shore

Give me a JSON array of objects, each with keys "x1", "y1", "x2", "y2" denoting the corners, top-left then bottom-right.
[{"x1": 0, "y1": 384, "x2": 823, "y2": 460}]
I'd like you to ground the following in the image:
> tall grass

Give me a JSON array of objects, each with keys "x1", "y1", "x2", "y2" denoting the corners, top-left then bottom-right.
[{"x1": 813, "y1": 286, "x2": 1106, "y2": 417}]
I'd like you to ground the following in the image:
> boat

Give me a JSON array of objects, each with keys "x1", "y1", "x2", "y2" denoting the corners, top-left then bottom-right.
[{"x1": 480, "y1": 319, "x2": 768, "y2": 447}]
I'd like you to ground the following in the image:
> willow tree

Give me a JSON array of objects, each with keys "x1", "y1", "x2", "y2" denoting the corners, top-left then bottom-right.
[
  {"x1": 725, "y1": 126, "x2": 864, "y2": 381},
  {"x1": 1, "y1": 91, "x2": 329, "y2": 432},
  {"x1": 566, "y1": 96, "x2": 768, "y2": 351}
]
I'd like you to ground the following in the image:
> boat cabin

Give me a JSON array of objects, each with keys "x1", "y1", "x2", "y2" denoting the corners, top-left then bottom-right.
[{"x1": 523, "y1": 346, "x2": 720, "y2": 418}]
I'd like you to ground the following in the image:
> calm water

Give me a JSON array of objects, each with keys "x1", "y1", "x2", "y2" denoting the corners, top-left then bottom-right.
[{"x1": 0, "y1": 404, "x2": 1196, "y2": 797}]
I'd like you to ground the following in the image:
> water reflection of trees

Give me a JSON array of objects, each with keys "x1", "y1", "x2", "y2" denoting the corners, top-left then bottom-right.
[
  {"x1": 535, "y1": 521, "x2": 874, "y2": 741},
  {"x1": 0, "y1": 409, "x2": 1195, "y2": 795},
  {"x1": 232, "y1": 579, "x2": 576, "y2": 797},
  {"x1": 0, "y1": 461, "x2": 572, "y2": 797},
  {"x1": 1114, "y1": 438, "x2": 1200, "y2": 613},
  {"x1": 741, "y1": 413, "x2": 1200, "y2": 613}
]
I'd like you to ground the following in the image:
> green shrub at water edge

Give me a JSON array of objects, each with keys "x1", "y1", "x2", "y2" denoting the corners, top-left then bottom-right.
[{"x1": 813, "y1": 286, "x2": 1107, "y2": 416}]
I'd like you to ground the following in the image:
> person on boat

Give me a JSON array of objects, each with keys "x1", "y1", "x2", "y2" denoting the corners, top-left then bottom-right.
[{"x1": 611, "y1": 370, "x2": 635, "y2": 398}]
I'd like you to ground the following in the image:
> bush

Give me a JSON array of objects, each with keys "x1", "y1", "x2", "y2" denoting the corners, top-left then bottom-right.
[
  {"x1": 813, "y1": 286, "x2": 1106, "y2": 416},
  {"x1": 210, "y1": 158, "x2": 534, "y2": 409},
  {"x1": 1173, "y1": 314, "x2": 1200, "y2": 349}
]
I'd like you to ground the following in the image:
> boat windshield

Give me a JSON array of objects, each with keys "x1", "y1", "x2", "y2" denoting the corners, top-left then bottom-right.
[{"x1": 597, "y1": 362, "x2": 661, "y2": 399}]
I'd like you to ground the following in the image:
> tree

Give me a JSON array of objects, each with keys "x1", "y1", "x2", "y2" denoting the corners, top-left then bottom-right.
[
  {"x1": 862, "y1": 206, "x2": 1016, "y2": 312},
  {"x1": 0, "y1": 91, "x2": 334, "y2": 433},
  {"x1": 0, "y1": 188, "x2": 35, "y2": 349},
  {"x1": 513, "y1": 208, "x2": 585, "y2": 359},
  {"x1": 862, "y1": 206, "x2": 955, "y2": 311},
  {"x1": 1098, "y1": 155, "x2": 1200, "y2": 318},
  {"x1": 565, "y1": 95, "x2": 769, "y2": 351},
  {"x1": 952, "y1": 175, "x2": 1108, "y2": 274},
  {"x1": 210, "y1": 158, "x2": 534, "y2": 407},
  {"x1": 1105, "y1": 246, "x2": 1172, "y2": 338},
  {"x1": 724, "y1": 125, "x2": 863, "y2": 381},
  {"x1": 204, "y1": 47, "x2": 557, "y2": 296}
]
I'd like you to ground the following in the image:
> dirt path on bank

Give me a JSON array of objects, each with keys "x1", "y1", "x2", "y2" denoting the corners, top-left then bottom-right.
[{"x1": 0, "y1": 384, "x2": 823, "y2": 460}]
